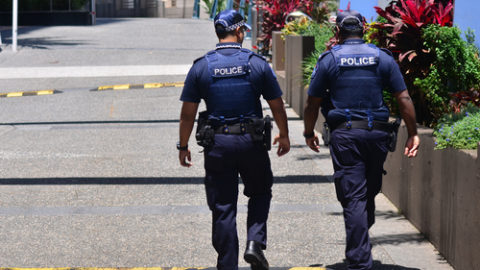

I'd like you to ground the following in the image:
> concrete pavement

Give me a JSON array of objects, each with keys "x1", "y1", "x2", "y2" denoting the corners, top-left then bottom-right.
[{"x1": 0, "y1": 18, "x2": 454, "y2": 269}]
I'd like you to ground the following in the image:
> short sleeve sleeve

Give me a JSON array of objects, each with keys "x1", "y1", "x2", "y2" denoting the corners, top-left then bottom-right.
[
  {"x1": 308, "y1": 53, "x2": 333, "y2": 98},
  {"x1": 383, "y1": 55, "x2": 407, "y2": 93},
  {"x1": 261, "y1": 61, "x2": 283, "y2": 100},
  {"x1": 180, "y1": 63, "x2": 202, "y2": 103}
]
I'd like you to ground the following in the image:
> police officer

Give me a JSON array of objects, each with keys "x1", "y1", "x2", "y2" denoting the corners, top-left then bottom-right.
[
  {"x1": 178, "y1": 9, "x2": 290, "y2": 270},
  {"x1": 303, "y1": 10, "x2": 420, "y2": 270}
]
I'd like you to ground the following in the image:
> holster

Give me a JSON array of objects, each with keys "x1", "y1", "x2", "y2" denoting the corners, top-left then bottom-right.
[
  {"x1": 249, "y1": 115, "x2": 272, "y2": 151},
  {"x1": 195, "y1": 111, "x2": 215, "y2": 149},
  {"x1": 387, "y1": 118, "x2": 401, "y2": 152},
  {"x1": 322, "y1": 122, "x2": 331, "y2": 146}
]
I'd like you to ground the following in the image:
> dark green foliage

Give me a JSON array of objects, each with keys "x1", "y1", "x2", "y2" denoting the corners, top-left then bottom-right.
[
  {"x1": 372, "y1": 0, "x2": 454, "y2": 125},
  {"x1": 202, "y1": 0, "x2": 226, "y2": 15},
  {"x1": 414, "y1": 25, "x2": 480, "y2": 124},
  {"x1": 299, "y1": 22, "x2": 334, "y2": 84}
]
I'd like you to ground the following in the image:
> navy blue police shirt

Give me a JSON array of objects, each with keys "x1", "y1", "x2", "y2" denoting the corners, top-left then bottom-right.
[
  {"x1": 308, "y1": 39, "x2": 406, "y2": 126},
  {"x1": 180, "y1": 42, "x2": 283, "y2": 119}
]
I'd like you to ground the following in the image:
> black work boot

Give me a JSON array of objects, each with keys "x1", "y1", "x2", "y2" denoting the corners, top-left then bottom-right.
[{"x1": 244, "y1": 240, "x2": 269, "y2": 270}]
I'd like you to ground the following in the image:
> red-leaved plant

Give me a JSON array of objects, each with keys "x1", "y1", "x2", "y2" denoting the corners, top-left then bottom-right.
[
  {"x1": 259, "y1": 0, "x2": 313, "y2": 55},
  {"x1": 372, "y1": 0, "x2": 454, "y2": 125}
]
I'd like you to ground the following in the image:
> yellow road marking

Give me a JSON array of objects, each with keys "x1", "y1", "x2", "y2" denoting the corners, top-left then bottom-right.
[
  {"x1": 98, "y1": 85, "x2": 116, "y2": 90},
  {"x1": 144, "y1": 83, "x2": 165, "y2": 88},
  {"x1": 113, "y1": 84, "x2": 130, "y2": 90},
  {"x1": 36, "y1": 90, "x2": 55, "y2": 95},
  {"x1": 6, "y1": 92, "x2": 23, "y2": 97},
  {"x1": 98, "y1": 82, "x2": 184, "y2": 91},
  {"x1": 0, "y1": 89, "x2": 58, "y2": 98}
]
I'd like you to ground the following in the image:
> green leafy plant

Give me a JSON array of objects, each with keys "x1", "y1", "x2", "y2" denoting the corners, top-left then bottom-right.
[
  {"x1": 310, "y1": 0, "x2": 337, "y2": 24},
  {"x1": 202, "y1": 0, "x2": 227, "y2": 15},
  {"x1": 414, "y1": 24, "x2": 480, "y2": 124},
  {"x1": 434, "y1": 107, "x2": 480, "y2": 150},
  {"x1": 260, "y1": 0, "x2": 314, "y2": 55},
  {"x1": 372, "y1": 0, "x2": 454, "y2": 125},
  {"x1": 288, "y1": 21, "x2": 334, "y2": 84}
]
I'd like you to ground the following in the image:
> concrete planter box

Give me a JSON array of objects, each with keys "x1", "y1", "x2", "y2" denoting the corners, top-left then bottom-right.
[
  {"x1": 383, "y1": 125, "x2": 480, "y2": 270},
  {"x1": 272, "y1": 33, "x2": 315, "y2": 118},
  {"x1": 272, "y1": 31, "x2": 286, "y2": 102},
  {"x1": 285, "y1": 35, "x2": 314, "y2": 118}
]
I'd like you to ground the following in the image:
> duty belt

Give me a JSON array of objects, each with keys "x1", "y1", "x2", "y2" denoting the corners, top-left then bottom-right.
[
  {"x1": 331, "y1": 120, "x2": 394, "y2": 133},
  {"x1": 214, "y1": 123, "x2": 254, "y2": 134}
]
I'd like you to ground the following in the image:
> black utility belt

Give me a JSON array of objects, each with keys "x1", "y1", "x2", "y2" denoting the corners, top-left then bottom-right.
[
  {"x1": 214, "y1": 123, "x2": 254, "y2": 134},
  {"x1": 331, "y1": 120, "x2": 394, "y2": 133}
]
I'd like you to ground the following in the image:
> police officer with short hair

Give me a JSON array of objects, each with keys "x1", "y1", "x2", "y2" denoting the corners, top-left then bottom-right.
[
  {"x1": 303, "y1": 10, "x2": 420, "y2": 270},
  {"x1": 178, "y1": 9, "x2": 290, "y2": 270}
]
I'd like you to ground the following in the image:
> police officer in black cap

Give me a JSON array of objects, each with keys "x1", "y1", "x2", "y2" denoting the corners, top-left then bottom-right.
[
  {"x1": 178, "y1": 9, "x2": 290, "y2": 270},
  {"x1": 303, "y1": 10, "x2": 420, "y2": 270}
]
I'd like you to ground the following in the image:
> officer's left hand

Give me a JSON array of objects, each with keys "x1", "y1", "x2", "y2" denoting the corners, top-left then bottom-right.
[
  {"x1": 305, "y1": 134, "x2": 320, "y2": 152},
  {"x1": 273, "y1": 135, "x2": 290, "y2": 157},
  {"x1": 179, "y1": 149, "x2": 192, "y2": 167}
]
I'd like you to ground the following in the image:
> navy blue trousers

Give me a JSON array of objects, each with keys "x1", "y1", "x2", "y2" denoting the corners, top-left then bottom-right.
[
  {"x1": 329, "y1": 128, "x2": 389, "y2": 270},
  {"x1": 204, "y1": 134, "x2": 273, "y2": 270}
]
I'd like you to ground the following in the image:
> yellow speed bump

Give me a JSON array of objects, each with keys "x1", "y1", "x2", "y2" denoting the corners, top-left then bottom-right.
[
  {"x1": 96, "y1": 82, "x2": 184, "y2": 91},
  {"x1": 0, "y1": 89, "x2": 57, "y2": 98}
]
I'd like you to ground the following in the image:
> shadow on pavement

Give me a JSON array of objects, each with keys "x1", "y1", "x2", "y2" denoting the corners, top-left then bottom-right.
[
  {"x1": 375, "y1": 209, "x2": 406, "y2": 220},
  {"x1": 296, "y1": 153, "x2": 331, "y2": 160},
  {"x1": 0, "y1": 18, "x2": 139, "y2": 46},
  {"x1": 0, "y1": 175, "x2": 332, "y2": 185},
  {"x1": 2, "y1": 37, "x2": 91, "y2": 49},
  {"x1": 320, "y1": 260, "x2": 420, "y2": 270},
  {"x1": 371, "y1": 232, "x2": 427, "y2": 245}
]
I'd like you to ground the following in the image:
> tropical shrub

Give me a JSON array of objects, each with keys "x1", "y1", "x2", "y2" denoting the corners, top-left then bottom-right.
[
  {"x1": 414, "y1": 25, "x2": 480, "y2": 124},
  {"x1": 434, "y1": 106, "x2": 480, "y2": 149},
  {"x1": 372, "y1": 0, "x2": 454, "y2": 125},
  {"x1": 300, "y1": 23, "x2": 335, "y2": 84},
  {"x1": 310, "y1": 0, "x2": 337, "y2": 23},
  {"x1": 202, "y1": 0, "x2": 227, "y2": 16},
  {"x1": 260, "y1": 0, "x2": 313, "y2": 55}
]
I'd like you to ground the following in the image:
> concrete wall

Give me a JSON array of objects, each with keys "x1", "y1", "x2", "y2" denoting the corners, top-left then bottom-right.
[
  {"x1": 383, "y1": 124, "x2": 480, "y2": 270},
  {"x1": 285, "y1": 35, "x2": 315, "y2": 118},
  {"x1": 272, "y1": 31, "x2": 287, "y2": 103}
]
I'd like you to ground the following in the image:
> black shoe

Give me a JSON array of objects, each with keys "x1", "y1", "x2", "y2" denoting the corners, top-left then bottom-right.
[{"x1": 244, "y1": 240, "x2": 269, "y2": 270}]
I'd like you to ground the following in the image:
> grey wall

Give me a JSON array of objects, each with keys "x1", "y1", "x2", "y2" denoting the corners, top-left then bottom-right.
[{"x1": 383, "y1": 124, "x2": 480, "y2": 270}]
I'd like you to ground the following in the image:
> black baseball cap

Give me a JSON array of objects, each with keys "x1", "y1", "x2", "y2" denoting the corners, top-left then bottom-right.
[
  {"x1": 214, "y1": 9, "x2": 251, "y2": 32},
  {"x1": 336, "y1": 10, "x2": 364, "y2": 30}
]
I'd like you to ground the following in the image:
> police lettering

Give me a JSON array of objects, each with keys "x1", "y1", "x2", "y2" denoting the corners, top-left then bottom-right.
[
  {"x1": 214, "y1": 66, "x2": 243, "y2": 76},
  {"x1": 340, "y1": 56, "x2": 376, "y2": 66}
]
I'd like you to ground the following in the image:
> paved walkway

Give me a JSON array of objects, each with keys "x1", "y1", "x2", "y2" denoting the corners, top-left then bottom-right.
[{"x1": 0, "y1": 18, "x2": 454, "y2": 270}]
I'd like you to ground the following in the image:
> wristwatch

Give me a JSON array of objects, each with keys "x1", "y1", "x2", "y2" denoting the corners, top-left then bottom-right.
[
  {"x1": 176, "y1": 142, "x2": 188, "y2": 151},
  {"x1": 303, "y1": 131, "x2": 315, "y2": 139}
]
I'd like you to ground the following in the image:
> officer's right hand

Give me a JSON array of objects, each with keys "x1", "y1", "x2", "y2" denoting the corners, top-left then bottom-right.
[
  {"x1": 273, "y1": 135, "x2": 290, "y2": 157},
  {"x1": 179, "y1": 149, "x2": 192, "y2": 167},
  {"x1": 305, "y1": 134, "x2": 320, "y2": 152},
  {"x1": 404, "y1": 135, "x2": 420, "y2": 158}
]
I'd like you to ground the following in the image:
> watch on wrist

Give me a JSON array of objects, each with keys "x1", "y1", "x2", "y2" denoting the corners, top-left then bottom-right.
[
  {"x1": 303, "y1": 131, "x2": 315, "y2": 139},
  {"x1": 176, "y1": 142, "x2": 188, "y2": 151}
]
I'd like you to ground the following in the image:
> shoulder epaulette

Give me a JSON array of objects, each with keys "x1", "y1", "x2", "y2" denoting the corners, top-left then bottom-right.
[
  {"x1": 332, "y1": 45, "x2": 342, "y2": 51},
  {"x1": 380, "y1": 48, "x2": 393, "y2": 56},
  {"x1": 193, "y1": 55, "x2": 206, "y2": 64},
  {"x1": 241, "y1": 48, "x2": 266, "y2": 61},
  {"x1": 318, "y1": 50, "x2": 332, "y2": 62}
]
